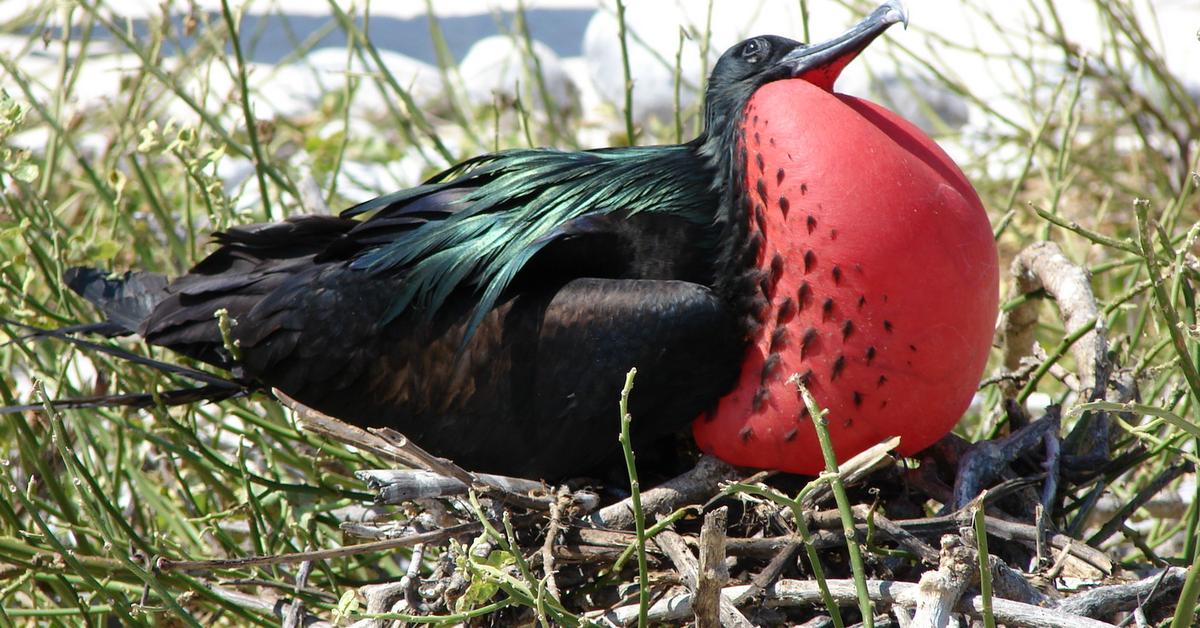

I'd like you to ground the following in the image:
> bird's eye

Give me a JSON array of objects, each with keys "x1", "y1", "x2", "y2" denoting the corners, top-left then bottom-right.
[{"x1": 741, "y1": 38, "x2": 769, "y2": 63}]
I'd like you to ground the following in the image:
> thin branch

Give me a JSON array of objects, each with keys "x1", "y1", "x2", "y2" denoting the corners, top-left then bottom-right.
[
  {"x1": 157, "y1": 520, "x2": 493, "y2": 573},
  {"x1": 592, "y1": 454, "x2": 738, "y2": 530},
  {"x1": 593, "y1": 578, "x2": 1118, "y2": 628},
  {"x1": 277, "y1": 391, "x2": 552, "y2": 510}
]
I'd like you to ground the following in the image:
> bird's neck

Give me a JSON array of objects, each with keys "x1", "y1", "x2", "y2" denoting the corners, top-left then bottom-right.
[{"x1": 694, "y1": 107, "x2": 768, "y2": 331}]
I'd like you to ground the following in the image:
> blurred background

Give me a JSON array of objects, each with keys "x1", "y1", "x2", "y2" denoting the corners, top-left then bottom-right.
[{"x1": 4, "y1": 1, "x2": 1197, "y2": 207}]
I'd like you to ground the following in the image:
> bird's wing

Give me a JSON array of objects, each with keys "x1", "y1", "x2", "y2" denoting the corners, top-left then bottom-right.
[
  {"x1": 130, "y1": 147, "x2": 718, "y2": 371},
  {"x1": 336, "y1": 146, "x2": 717, "y2": 338},
  {"x1": 243, "y1": 274, "x2": 741, "y2": 478}
]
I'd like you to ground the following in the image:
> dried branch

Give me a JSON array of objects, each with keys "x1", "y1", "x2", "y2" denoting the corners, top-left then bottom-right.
[
  {"x1": 867, "y1": 515, "x2": 941, "y2": 566},
  {"x1": 282, "y1": 559, "x2": 315, "y2": 628},
  {"x1": 952, "y1": 410, "x2": 1060, "y2": 508},
  {"x1": 657, "y1": 525, "x2": 751, "y2": 628},
  {"x1": 278, "y1": 391, "x2": 553, "y2": 510},
  {"x1": 1001, "y1": 240, "x2": 1107, "y2": 395},
  {"x1": 157, "y1": 520, "x2": 499, "y2": 573},
  {"x1": 542, "y1": 487, "x2": 569, "y2": 600},
  {"x1": 1056, "y1": 567, "x2": 1187, "y2": 619},
  {"x1": 911, "y1": 535, "x2": 977, "y2": 628},
  {"x1": 696, "y1": 508, "x2": 730, "y2": 625},
  {"x1": 200, "y1": 582, "x2": 333, "y2": 627},
  {"x1": 999, "y1": 241, "x2": 1112, "y2": 459},
  {"x1": 901, "y1": 513, "x2": 1112, "y2": 577},
  {"x1": 356, "y1": 469, "x2": 543, "y2": 503},
  {"x1": 594, "y1": 577, "x2": 1118, "y2": 627},
  {"x1": 800, "y1": 436, "x2": 902, "y2": 508},
  {"x1": 592, "y1": 455, "x2": 739, "y2": 529}
]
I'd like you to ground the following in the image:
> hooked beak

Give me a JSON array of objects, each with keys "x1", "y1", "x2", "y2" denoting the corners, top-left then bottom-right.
[{"x1": 778, "y1": 0, "x2": 907, "y2": 91}]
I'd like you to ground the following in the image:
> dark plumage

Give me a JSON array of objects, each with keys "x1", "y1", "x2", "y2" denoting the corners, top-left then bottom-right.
[{"x1": 64, "y1": 12, "x2": 906, "y2": 479}]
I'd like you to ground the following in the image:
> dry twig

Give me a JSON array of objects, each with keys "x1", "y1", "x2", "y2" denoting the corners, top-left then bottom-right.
[
  {"x1": 910, "y1": 535, "x2": 977, "y2": 628},
  {"x1": 594, "y1": 577, "x2": 1117, "y2": 627},
  {"x1": 696, "y1": 508, "x2": 731, "y2": 625},
  {"x1": 593, "y1": 455, "x2": 739, "y2": 529}
]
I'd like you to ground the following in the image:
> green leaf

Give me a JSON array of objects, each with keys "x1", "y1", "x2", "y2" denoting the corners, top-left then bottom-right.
[
  {"x1": 137, "y1": 120, "x2": 161, "y2": 153},
  {"x1": 92, "y1": 239, "x2": 122, "y2": 261},
  {"x1": 333, "y1": 589, "x2": 359, "y2": 622},
  {"x1": 0, "y1": 218, "x2": 29, "y2": 241},
  {"x1": 455, "y1": 549, "x2": 516, "y2": 612},
  {"x1": 11, "y1": 162, "x2": 37, "y2": 183}
]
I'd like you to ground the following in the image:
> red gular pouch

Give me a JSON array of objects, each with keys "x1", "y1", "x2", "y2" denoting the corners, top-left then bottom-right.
[{"x1": 693, "y1": 80, "x2": 999, "y2": 474}]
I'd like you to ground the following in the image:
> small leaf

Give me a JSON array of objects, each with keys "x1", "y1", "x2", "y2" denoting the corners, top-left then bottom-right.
[
  {"x1": 11, "y1": 162, "x2": 37, "y2": 183},
  {"x1": 333, "y1": 589, "x2": 359, "y2": 621},
  {"x1": 454, "y1": 549, "x2": 515, "y2": 612},
  {"x1": 108, "y1": 169, "x2": 127, "y2": 204},
  {"x1": 92, "y1": 239, "x2": 121, "y2": 261},
  {"x1": 136, "y1": 121, "x2": 160, "y2": 153},
  {"x1": 0, "y1": 218, "x2": 29, "y2": 241}
]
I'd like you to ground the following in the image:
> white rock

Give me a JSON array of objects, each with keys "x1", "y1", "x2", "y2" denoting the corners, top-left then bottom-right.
[
  {"x1": 1025, "y1": 392, "x2": 1053, "y2": 417},
  {"x1": 8, "y1": 127, "x2": 50, "y2": 156},
  {"x1": 302, "y1": 47, "x2": 444, "y2": 116},
  {"x1": 249, "y1": 62, "x2": 325, "y2": 119},
  {"x1": 63, "y1": 354, "x2": 99, "y2": 398},
  {"x1": 580, "y1": 1, "x2": 897, "y2": 131},
  {"x1": 582, "y1": 4, "x2": 711, "y2": 129},
  {"x1": 159, "y1": 47, "x2": 442, "y2": 126},
  {"x1": 215, "y1": 156, "x2": 256, "y2": 193},
  {"x1": 0, "y1": 4, "x2": 41, "y2": 24},
  {"x1": 9, "y1": 127, "x2": 110, "y2": 162},
  {"x1": 38, "y1": 53, "x2": 143, "y2": 115},
  {"x1": 1, "y1": 53, "x2": 55, "y2": 105},
  {"x1": 315, "y1": 116, "x2": 379, "y2": 142},
  {"x1": 160, "y1": 57, "x2": 239, "y2": 126},
  {"x1": 335, "y1": 160, "x2": 406, "y2": 204},
  {"x1": 213, "y1": 156, "x2": 267, "y2": 216},
  {"x1": 459, "y1": 34, "x2": 578, "y2": 114},
  {"x1": 96, "y1": 1, "x2": 600, "y2": 21},
  {"x1": 567, "y1": 1, "x2": 1131, "y2": 141}
]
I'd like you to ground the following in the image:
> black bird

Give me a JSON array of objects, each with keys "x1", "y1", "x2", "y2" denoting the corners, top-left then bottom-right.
[{"x1": 65, "y1": 3, "x2": 908, "y2": 479}]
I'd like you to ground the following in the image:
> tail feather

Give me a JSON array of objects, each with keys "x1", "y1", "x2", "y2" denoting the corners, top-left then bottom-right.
[
  {"x1": 1, "y1": 317, "x2": 241, "y2": 389},
  {"x1": 1, "y1": 264, "x2": 249, "y2": 415},
  {"x1": 1, "y1": 321, "x2": 129, "y2": 346},
  {"x1": 63, "y1": 267, "x2": 169, "y2": 334},
  {"x1": 1, "y1": 317, "x2": 250, "y2": 415},
  {"x1": 0, "y1": 384, "x2": 250, "y2": 415}
]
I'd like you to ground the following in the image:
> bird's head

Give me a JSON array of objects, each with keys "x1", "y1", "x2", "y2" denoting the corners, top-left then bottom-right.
[{"x1": 700, "y1": 1, "x2": 907, "y2": 144}]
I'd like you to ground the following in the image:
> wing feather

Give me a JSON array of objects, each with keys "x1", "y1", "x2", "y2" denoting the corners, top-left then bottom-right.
[{"x1": 343, "y1": 145, "x2": 716, "y2": 338}]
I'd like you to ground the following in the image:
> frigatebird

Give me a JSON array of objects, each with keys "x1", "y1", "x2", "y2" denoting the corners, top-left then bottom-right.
[{"x1": 64, "y1": 2, "x2": 997, "y2": 480}]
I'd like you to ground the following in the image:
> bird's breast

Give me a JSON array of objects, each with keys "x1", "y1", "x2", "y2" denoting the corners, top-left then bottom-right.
[{"x1": 693, "y1": 80, "x2": 998, "y2": 474}]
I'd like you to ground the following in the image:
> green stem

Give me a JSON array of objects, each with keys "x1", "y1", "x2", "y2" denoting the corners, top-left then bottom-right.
[
  {"x1": 788, "y1": 503, "x2": 846, "y2": 628},
  {"x1": 609, "y1": 506, "x2": 693, "y2": 575},
  {"x1": 75, "y1": 1, "x2": 298, "y2": 199},
  {"x1": 797, "y1": 379, "x2": 874, "y2": 628},
  {"x1": 614, "y1": 0, "x2": 637, "y2": 145},
  {"x1": 1017, "y1": 316, "x2": 1099, "y2": 403},
  {"x1": 1172, "y1": 554, "x2": 1200, "y2": 628},
  {"x1": 326, "y1": 0, "x2": 455, "y2": 164},
  {"x1": 618, "y1": 368, "x2": 649, "y2": 628},
  {"x1": 219, "y1": 0, "x2": 274, "y2": 220},
  {"x1": 973, "y1": 505, "x2": 997, "y2": 628},
  {"x1": 1136, "y1": 200, "x2": 1200, "y2": 415},
  {"x1": 720, "y1": 481, "x2": 843, "y2": 627}
]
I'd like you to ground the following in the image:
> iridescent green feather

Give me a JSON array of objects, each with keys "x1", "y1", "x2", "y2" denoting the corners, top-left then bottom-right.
[{"x1": 344, "y1": 144, "x2": 716, "y2": 337}]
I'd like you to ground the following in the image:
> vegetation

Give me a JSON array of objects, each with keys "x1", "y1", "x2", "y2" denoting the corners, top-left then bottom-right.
[{"x1": 0, "y1": 0, "x2": 1197, "y2": 625}]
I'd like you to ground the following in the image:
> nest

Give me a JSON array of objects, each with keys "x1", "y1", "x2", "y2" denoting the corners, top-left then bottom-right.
[{"x1": 160, "y1": 241, "x2": 1189, "y2": 627}]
